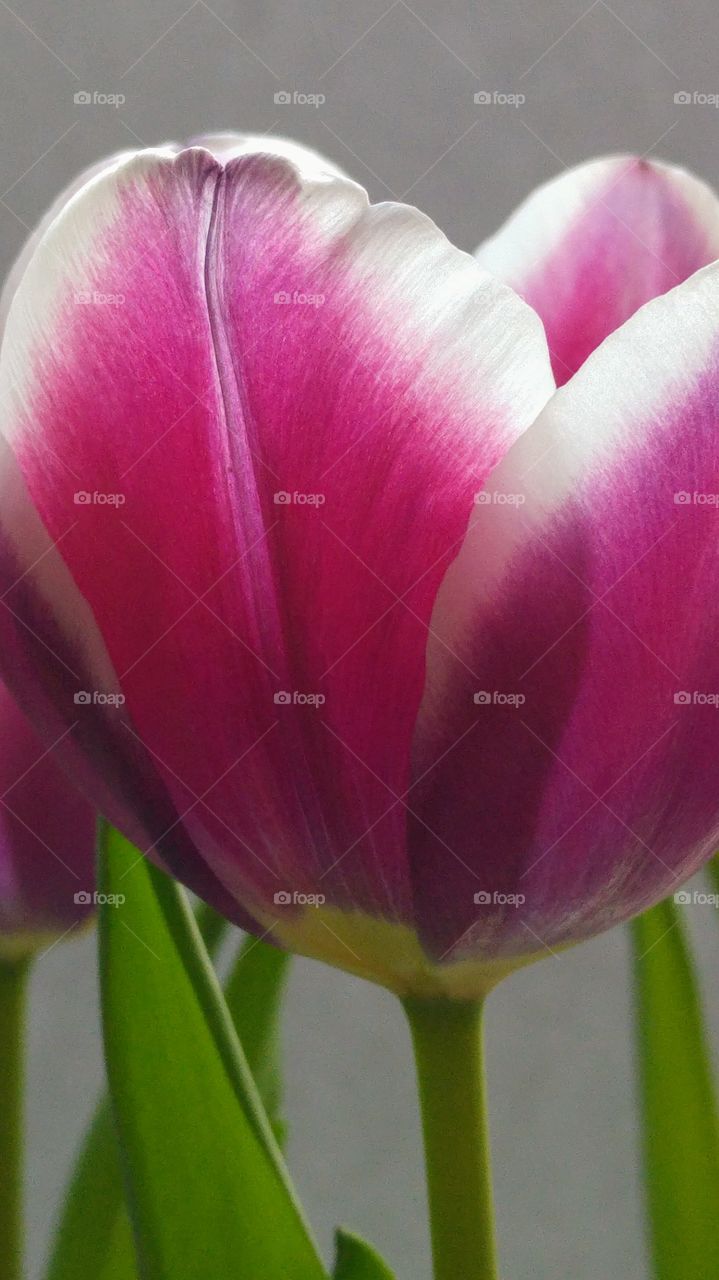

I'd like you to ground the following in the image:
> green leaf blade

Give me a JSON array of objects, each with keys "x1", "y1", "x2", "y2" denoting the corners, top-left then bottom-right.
[
  {"x1": 224, "y1": 936, "x2": 290, "y2": 1141},
  {"x1": 99, "y1": 824, "x2": 326, "y2": 1280},
  {"x1": 333, "y1": 1229, "x2": 396, "y2": 1279},
  {"x1": 46, "y1": 1099, "x2": 136, "y2": 1280},
  {"x1": 632, "y1": 896, "x2": 719, "y2": 1280},
  {"x1": 46, "y1": 902, "x2": 228, "y2": 1280}
]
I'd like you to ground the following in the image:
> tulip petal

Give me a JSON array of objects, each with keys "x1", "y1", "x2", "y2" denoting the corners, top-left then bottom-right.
[
  {"x1": 0, "y1": 150, "x2": 136, "y2": 335},
  {"x1": 0, "y1": 444, "x2": 252, "y2": 928},
  {"x1": 476, "y1": 155, "x2": 719, "y2": 383},
  {"x1": 0, "y1": 135, "x2": 338, "y2": 333},
  {"x1": 0, "y1": 681, "x2": 95, "y2": 943},
  {"x1": 0, "y1": 142, "x2": 553, "y2": 926},
  {"x1": 411, "y1": 260, "x2": 719, "y2": 961}
]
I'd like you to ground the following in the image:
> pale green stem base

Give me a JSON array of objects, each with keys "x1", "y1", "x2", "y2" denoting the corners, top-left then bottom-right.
[
  {"x1": 403, "y1": 996, "x2": 498, "y2": 1280},
  {"x1": 0, "y1": 958, "x2": 29, "y2": 1280}
]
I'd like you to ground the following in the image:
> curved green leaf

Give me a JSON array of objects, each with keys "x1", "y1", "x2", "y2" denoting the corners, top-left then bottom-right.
[
  {"x1": 46, "y1": 899, "x2": 230, "y2": 1280},
  {"x1": 193, "y1": 900, "x2": 229, "y2": 959},
  {"x1": 333, "y1": 1229, "x2": 396, "y2": 1279},
  {"x1": 99, "y1": 823, "x2": 326, "y2": 1280},
  {"x1": 632, "y1": 897, "x2": 719, "y2": 1279},
  {"x1": 225, "y1": 936, "x2": 290, "y2": 1143},
  {"x1": 46, "y1": 908, "x2": 291, "y2": 1279},
  {"x1": 46, "y1": 1099, "x2": 135, "y2": 1280}
]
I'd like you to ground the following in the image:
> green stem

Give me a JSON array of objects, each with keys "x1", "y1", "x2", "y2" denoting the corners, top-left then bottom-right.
[
  {"x1": 403, "y1": 996, "x2": 497, "y2": 1280},
  {"x1": 0, "y1": 958, "x2": 29, "y2": 1280}
]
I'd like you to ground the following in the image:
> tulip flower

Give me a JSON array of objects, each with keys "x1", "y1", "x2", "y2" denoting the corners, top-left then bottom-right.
[
  {"x1": 0, "y1": 137, "x2": 718, "y2": 1004},
  {"x1": 4, "y1": 136, "x2": 719, "y2": 1280}
]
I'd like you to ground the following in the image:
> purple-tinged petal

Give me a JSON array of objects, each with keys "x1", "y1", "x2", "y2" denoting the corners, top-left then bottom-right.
[
  {"x1": 476, "y1": 155, "x2": 719, "y2": 383},
  {"x1": 188, "y1": 131, "x2": 347, "y2": 175},
  {"x1": 0, "y1": 135, "x2": 340, "y2": 333},
  {"x1": 0, "y1": 680, "x2": 95, "y2": 951},
  {"x1": 0, "y1": 141, "x2": 553, "y2": 930},
  {"x1": 411, "y1": 260, "x2": 719, "y2": 962}
]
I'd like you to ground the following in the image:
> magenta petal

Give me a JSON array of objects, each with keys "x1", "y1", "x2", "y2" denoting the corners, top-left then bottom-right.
[
  {"x1": 410, "y1": 260, "x2": 719, "y2": 962},
  {"x1": 0, "y1": 441, "x2": 253, "y2": 928},
  {"x1": 0, "y1": 141, "x2": 552, "y2": 928},
  {"x1": 476, "y1": 155, "x2": 719, "y2": 383}
]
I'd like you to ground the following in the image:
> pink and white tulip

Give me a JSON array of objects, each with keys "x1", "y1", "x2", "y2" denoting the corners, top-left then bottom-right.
[{"x1": 0, "y1": 138, "x2": 717, "y2": 994}]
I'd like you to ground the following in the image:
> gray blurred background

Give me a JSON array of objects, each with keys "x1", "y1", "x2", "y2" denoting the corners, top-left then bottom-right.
[{"x1": 2, "y1": 0, "x2": 719, "y2": 1275}]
